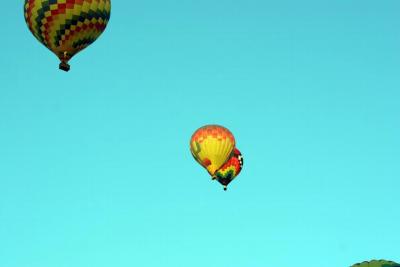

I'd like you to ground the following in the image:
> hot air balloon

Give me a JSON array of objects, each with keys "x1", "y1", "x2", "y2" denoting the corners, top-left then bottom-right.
[
  {"x1": 190, "y1": 125, "x2": 235, "y2": 177},
  {"x1": 214, "y1": 148, "x2": 243, "y2": 191},
  {"x1": 24, "y1": 0, "x2": 111, "y2": 72},
  {"x1": 351, "y1": 260, "x2": 400, "y2": 267}
]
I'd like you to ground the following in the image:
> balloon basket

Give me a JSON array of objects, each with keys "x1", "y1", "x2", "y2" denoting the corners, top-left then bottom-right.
[{"x1": 59, "y1": 61, "x2": 70, "y2": 72}]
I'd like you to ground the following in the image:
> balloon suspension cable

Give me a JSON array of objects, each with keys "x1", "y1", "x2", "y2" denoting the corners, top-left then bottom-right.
[{"x1": 59, "y1": 51, "x2": 70, "y2": 72}]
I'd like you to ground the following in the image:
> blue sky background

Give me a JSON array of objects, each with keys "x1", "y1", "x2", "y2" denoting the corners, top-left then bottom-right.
[{"x1": 1, "y1": 1, "x2": 399, "y2": 266}]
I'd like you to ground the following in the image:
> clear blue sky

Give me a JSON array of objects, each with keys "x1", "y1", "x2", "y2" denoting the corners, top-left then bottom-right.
[{"x1": 1, "y1": 1, "x2": 399, "y2": 266}]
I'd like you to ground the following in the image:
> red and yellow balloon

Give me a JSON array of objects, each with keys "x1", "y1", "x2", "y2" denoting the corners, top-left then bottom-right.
[
  {"x1": 214, "y1": 148, "x2": 243, "y2": 190},
  {"x1": 190, "y1": 125, "x2": 243, "y2": 190}
]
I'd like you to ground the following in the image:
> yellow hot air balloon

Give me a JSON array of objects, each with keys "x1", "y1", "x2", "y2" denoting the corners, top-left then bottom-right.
[
  {"x1": 24, "y1": 0, "x2": 111, "y2": 71},
  {"x1": 190, "y1": 125, "x2": 235, "y2": 177}
]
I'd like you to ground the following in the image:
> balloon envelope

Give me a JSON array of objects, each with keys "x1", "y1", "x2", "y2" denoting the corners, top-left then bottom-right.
[
  {"x1": 351, "y1": 260, "x2": 400, "y2": 267},
  {"x1": 190, "y1": 125, "x2": 235, "y2": 176},
  {"x1": 214, "y1": 148, "x2": 243, "y2": 190},
  {"x1": 24, "y1": 0, "x2": 111, "y2": 71}
]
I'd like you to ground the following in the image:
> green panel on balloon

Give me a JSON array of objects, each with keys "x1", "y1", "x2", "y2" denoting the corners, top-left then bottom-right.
[{"x1": 351, "y1": 260, "x2": 400, "y2": 267}]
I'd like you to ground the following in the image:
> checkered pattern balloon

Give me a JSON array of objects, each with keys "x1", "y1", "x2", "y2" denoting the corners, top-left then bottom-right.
[
  {"x1": 214, "y1": 148, "x2": 243, "y2": 190},
  {"x1": 351, "y1": 260, "x2": 400, "y2": 267},
  {"x1": 24, "y1": 0, "x2": 111, "y2": 71}
]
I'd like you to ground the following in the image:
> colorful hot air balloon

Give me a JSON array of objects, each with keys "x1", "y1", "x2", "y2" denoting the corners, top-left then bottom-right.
[
  {"x1": 351, "y1": 260, "x2": 400, "y2": 267},
  {"x1": 214, "y1": 148, "x2": 243, "y2": 191},
  {"x1": 24, "y1": 0, "x2": 111, "y2": 71},
  {"x1": 190, "y1": 125, "x2": 235, "y2": 177}
]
